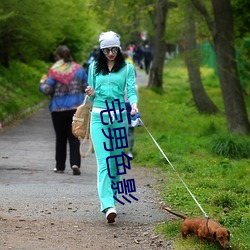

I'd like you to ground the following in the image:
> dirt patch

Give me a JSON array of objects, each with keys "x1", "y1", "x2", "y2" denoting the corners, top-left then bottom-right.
[
  {"x1": 0, "y1": 102, "x2": 174, "y2": 250},
  {"x1": 0, "y1": 166, "x2": 173, "y2": 250},
  {"x1": 0, "y1": 216, "x2": 174, "y2": 250}
]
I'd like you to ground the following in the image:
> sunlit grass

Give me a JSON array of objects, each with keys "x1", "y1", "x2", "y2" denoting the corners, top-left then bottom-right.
[
  {"x1": 0, "y1": 60, "x2": 49, "y2": 122},
  {"x1": 134, "y1": 58, "x2": 250, "y2": 250}
]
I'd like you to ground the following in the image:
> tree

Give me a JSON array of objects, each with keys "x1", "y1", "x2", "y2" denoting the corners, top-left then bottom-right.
[
  {"x1": 232, "y1": 0, "x2": 250, "y2": 96},
  {"x1": 232, "y1": 0, "x2": 250, "y2": 40},
  {"x1": 91, "y1": 0, "x2": 155, "y2": 48},
  {"x1": 191, "y1": 0, "x2": 250, "y2": 134},
  {"x1": 184, "y1": 1, "x2": 218, "y2": 114},
  {"x1": 148, "y1": 0, "x2": 177, "y2": 89},
  {"x1": 0, "y1": 0, "x2": 98, "y2": 66}
]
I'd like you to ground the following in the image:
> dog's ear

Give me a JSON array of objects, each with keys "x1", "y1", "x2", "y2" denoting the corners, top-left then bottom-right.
[
  {"x1": 227, "y1": 230, "x2": 230, "y2": 240},
  {"x1": 213, "y1": 231, "x2": 217, "y2": 240}
]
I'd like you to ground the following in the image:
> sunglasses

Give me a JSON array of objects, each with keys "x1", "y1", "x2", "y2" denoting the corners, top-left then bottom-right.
[{"x1": 102, "y1": 47, "x2": 119, "y2": 55}]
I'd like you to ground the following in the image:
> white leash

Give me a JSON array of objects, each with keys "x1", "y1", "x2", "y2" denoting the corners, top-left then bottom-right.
[{"x1": 139, "y1": 118, "x2": 209, "y2": 218}]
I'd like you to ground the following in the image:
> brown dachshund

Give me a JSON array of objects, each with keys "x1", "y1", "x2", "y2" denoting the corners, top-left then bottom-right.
[{"x1": 162, "y1": 207, "x2": 231, "y2": 249}]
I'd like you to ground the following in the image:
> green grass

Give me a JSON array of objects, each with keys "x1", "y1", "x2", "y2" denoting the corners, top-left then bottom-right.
[
  {"x1": 0, "y1": 60, "x2": 50, "y2": 123},
  {"x1": 133, "y1": 58, "x2": 250, "y2": 250},
  {"x1": 1, "y1": 57, "x2": 249, "y2": 249}
]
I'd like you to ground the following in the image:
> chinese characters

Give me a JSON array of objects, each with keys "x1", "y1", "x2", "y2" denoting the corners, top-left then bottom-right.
[{"x1": 100, "y1": 99, "x2": 138, "y2": 205}]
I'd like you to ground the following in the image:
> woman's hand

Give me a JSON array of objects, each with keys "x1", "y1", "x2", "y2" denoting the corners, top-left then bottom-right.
[
  {"x1": 85, "y1": 86, "x2": 96, "y2": 97},
  {"x1": 131, "y1": 103, "x2": 138, "y2": 116}
]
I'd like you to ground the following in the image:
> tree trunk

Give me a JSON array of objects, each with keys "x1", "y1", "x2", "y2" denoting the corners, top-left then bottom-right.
[
  {"x1": 191, "y1": 0, "x2": 250, "y2": 134},
  {"x1": 184, "y1": 4, "x2": 218, "y2": 114},
  {"x1": 212, "y1": 0, "x2": 250, "y2": 134},
  {"x1": 147, "y1": 0, "x2": 169, "y2": 89}
]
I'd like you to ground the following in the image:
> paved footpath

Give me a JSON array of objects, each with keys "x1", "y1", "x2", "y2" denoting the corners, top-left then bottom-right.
[{"x1": 0, "y1": 70, "x2": 173, "y2": 249}]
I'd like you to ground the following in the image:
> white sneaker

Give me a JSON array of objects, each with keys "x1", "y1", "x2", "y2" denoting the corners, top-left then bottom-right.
[
  {"x1": 53, "y1": 168, "x2": 64, "y2": 173},
  {"x1": 128, "y1": 151, "x2": 133, "y2": 158},
  {"x1": 105, "y1": 207, "x2": 117, "y2": 223},
  {"x1": 72, "y1": 165, "x2": 81, "y2": 175}
]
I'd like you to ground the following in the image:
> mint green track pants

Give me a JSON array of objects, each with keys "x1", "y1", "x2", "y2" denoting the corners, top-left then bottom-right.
[{"x1": 90, "y1": 109, "x2": 128, "y2": 212}]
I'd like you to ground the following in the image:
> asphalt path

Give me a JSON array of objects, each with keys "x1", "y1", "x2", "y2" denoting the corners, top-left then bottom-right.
[{"x1": 0, "y1": 69, "x2": 171, "y2": 249}]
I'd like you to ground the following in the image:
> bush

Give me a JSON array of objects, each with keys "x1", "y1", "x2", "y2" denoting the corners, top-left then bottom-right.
[{"x1": 210, "y1": 135, "x2": 250, "y2": 159}]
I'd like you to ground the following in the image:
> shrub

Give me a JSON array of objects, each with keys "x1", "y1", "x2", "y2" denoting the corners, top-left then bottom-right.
[{"x1": 210, "y1": 135, "x2": 250, "y2": 159}]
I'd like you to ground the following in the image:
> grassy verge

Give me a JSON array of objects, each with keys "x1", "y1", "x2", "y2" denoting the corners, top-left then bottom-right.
[
  {"x1": 0, "y1": 60, "x2": 50, "y2": 125},
  {"x1": 133, "y1": 59, "x2": 250, "y2": 250}
]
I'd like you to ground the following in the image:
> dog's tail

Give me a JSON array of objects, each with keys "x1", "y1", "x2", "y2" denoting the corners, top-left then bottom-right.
[{"x1": 162, "y1": 206, "x2": 187, "y2": 220}]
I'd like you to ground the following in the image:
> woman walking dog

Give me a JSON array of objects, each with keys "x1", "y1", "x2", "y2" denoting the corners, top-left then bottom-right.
[{"x1": 85, "y1": 31, "x2": 138, "y2": 223}]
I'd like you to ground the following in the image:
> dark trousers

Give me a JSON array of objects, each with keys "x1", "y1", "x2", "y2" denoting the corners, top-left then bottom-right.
[
  {"x1": 51, "y1": 110, "x2": 80, "y2": 171},
  {"x1": 144, "y1": 59, "x2": 151, "y2": 74},
  {"x1": 128, "y1": 127, "x2": 134, "y2": 152}
]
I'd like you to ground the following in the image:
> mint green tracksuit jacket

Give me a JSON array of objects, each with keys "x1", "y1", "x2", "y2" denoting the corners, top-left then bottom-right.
[{"x1": 88, "y1": 62, "x2": 138, "y2": 212}]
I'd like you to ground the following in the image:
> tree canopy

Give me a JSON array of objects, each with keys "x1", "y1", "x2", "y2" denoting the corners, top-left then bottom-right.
[
  {"x1": 0, "y1": 0, "x2": 99, "y2": 66},
  {"x1": 0, "y1": 0, "x2": 249, "y2": 134}
]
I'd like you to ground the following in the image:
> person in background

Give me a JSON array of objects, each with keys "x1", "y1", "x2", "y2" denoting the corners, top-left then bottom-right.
[
  {"x1": 88, "y1": 46, "x2": 99, "y2": 64},
  {"x1": 85, "y1": 31, "x2": 138, "y2": 223},
  {"x1": 125, "y1": 101, "x2": 135, "y2": 158},
  {"x1": 123, "y1": 51, "x2": 137, "y2": 158},
  {"x1": 39, "y1": 45, "x2": 88, "y2": 175},
  {"x1": 143, "y1": 44, "x2": 152, "y2": 74},
  {"x1": 134, "y1": 44, "x2": 144, "y2": 69},
  {"x1": 123, "y1": 51, "x2": 134, "y2": 66},
  {"x1": 85, "y1": 46, "x2": 99, "y2": 72}
]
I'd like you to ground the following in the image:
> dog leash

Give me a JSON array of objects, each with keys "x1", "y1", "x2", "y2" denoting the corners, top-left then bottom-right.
[{"x1": 139, "y1": 118, "x2": 209, "y2": 218}]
